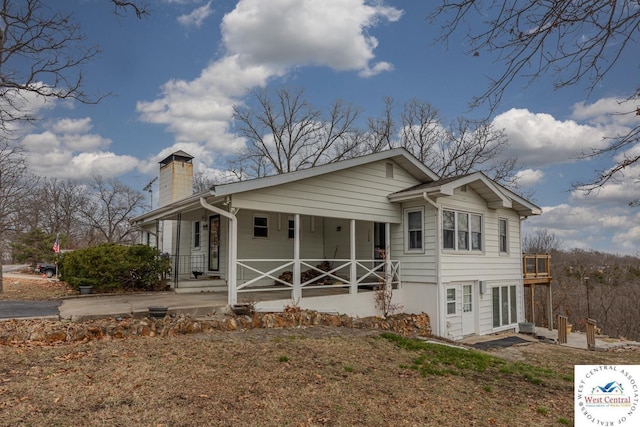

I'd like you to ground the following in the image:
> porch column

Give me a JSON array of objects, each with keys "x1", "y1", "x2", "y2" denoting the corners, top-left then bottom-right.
[
  {"x1": 292, "y1": 213, "x2": 302, "y2": 302},
  {"x1": 385, "y1": 222, "x2": 392, "y2": 291},
  {"x1": 547, "y1": 284, "x2": 553, "y2": 331},
  {"x1": 228, "y1": 212, "x2": 238, "y2": 306},
  {"x1": 350, "y1": 219, "x2": 357, "y2": 294},
  {"x1": 199, "y1": 198, "x2": 238, "y2": 306},
  {"x1": 529, "y1": 284, "x2": 535, "y2": 324}
]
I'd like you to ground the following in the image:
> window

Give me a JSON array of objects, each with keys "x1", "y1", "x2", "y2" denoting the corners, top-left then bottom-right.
[
  {"x1": 463, "y1": 284, "x2": 472, "y2": 313},
  {"x1": 443, "y1": 209, "x2": 483, "y2": 251},
  {"x1": 288, "y1": 218, "x2": 295, "y2": 239},
  {"x1": 492, "y1": 285, "x2": 517, "y2": 327},
  {"x1": 193, "y1": 221, "x2": 201, "y2": 248},
  {"x1": 406, "y1": 209, "x2": 423, "y2": 251},
  {"x1": 253, "y1": 215, "x2": 269, "y2": 238},
  {"x1": 443, "y1": 210, "x2": 455, "y2": 249},
  {"x1": 499, "y1": 218, "x2": 508, "y2": 253},
  {"x1": 447, "y1": 288, "x2": 456, "y2": 315}
]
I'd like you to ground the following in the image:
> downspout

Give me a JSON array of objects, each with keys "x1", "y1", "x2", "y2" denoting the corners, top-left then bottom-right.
[
  {"x1": 422, "y1": 192, "x2": 442, "y2": 337},
  {"x1": 200, "y1": 197, "x2": 238, "y2": 306}
]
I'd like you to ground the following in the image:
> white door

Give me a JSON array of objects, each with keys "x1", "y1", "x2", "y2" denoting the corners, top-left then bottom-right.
[{"x1": 462, "y1": 284, "x2": 475, "y2": 335}]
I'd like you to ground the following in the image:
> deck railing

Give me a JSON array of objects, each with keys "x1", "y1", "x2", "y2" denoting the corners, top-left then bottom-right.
[
  {"x1": 236, "y1": 258, "x2": 400, "y2": 294},
  {"x1": 523, "y1": 254, "x2": 551, "y2": 279}
]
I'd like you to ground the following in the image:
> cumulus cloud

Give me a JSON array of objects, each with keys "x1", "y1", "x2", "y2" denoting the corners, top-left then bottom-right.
[
  {"x1": 571, "y1": 97, "x2": 640, "y2": 128},
  {"x1": 21, "y1": 117, "x2": 139, "y2": 180},
  {"x1": 222, "y1": 0, "x2": 401, "y2": 73},
  {"x1": 515, "y1": 169, "x2": 544, "y2": 187},
  {"x1": 177, "y1": 1, "x2": 213, "y2": 28},
  {"x1": 522, "y1": 203, "x2": 640, "y2": 254},
  {"x1": 493, "y1": 108, "x2": 609, "y2": 168},
  {"x1": 138, "y1": 0, "x2": 401, "y2": 152}
]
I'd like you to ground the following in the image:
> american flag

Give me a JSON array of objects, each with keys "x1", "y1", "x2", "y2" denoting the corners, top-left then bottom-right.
[{"x1": 53, "y1": 235, "x2": 60, "y2": 254}]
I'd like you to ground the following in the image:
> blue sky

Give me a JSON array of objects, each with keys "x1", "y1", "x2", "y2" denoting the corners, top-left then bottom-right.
[{"x1": 13, "y1": 0, "x2": 640, "y2": 254}]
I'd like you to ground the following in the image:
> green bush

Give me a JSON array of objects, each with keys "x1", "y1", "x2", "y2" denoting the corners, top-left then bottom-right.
[{"x1": 59, "y1": 244, "x2": 171, "y2": 293}]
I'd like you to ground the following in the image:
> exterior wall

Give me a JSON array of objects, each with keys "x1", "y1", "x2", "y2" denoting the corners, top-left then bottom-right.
[
  {"x1": 159, "y1": 161, "x2": 193, "y2": 207},
  {"x1": 436, "y1": 186, "x2": 524, "y2": 339},
  {"x1": 393, "y1": 201, "x2": 437, "y2": 283},
  {"x1": 231, "y1": 159, "x2": 421, "y2": 223},
  {"x1": 255, "y1": 290, "x2": 402, "y2": 318},
  {"x1": 438, "y1": 187, "x2": 522, "y2": 282},
  {"x1": 400, "y1": 282, "x2": 439, "y2": 330}
]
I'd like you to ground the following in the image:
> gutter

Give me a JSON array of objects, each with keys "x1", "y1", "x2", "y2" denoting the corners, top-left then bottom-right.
[{"x1": 423, "y1": 192, "x2": 443, "y2": 337}]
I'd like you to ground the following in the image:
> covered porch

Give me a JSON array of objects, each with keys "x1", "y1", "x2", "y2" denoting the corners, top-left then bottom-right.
[{"x1": 141, "y1": 196, "x2": 402, "y2": 313}]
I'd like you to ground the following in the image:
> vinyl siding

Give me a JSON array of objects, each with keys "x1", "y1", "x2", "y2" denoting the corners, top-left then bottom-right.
[{"x1": 232, "y1": 160, "x2": 421, "y2": 223}]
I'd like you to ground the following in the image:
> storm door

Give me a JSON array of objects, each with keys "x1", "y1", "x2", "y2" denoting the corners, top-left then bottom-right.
[{"x1": 208, "y1": 215, "x2": 220, "y2": 271}]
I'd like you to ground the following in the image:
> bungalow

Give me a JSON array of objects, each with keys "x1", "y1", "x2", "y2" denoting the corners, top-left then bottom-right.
[{"x1": 132, "y1": 148, "x2": 542, "y2": 340}]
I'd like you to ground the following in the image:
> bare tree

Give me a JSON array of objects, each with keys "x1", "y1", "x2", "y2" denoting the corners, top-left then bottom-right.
[
  {"x1": 522, "y1": 228, "x2": 561, "y2": 254},
  {"x1": 0, "y1": 0, "x2": 146, "y2": 291},
  {"x1": 193, "y1": 171, "x2": 216, "y2": 193},
  {"x1": 0, "y1": 139, "x2": 39, "y2": 290},
  {"x1": 79, "y1": 176, "x2": 146, "y2": 244},
  {"x1": 231, "y1": 87, "x2": 362, "y2": 178},
  {"x1": 366, "y1": 98, "x2": 518, "y2": 185},
  {"x1": 429, "y1": 1, "x2": 640, "y2": 198}
]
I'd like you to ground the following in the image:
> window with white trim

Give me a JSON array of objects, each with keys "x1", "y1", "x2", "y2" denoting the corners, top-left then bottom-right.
[
  {"x1": 288, "y1": 218, "x2": 295, "y2": 239},
  {"x1": 406, "y1": 208, "x2": 423, "y2": 251},
  {"x1": 443, "y1": 209, "x2": 483, "y2": 251},
  {"x1": 499, "y1": 218, "x2": 508, "y2": 253},
  {"x1": 253, "y1": 215, "x2": 269, "y2": 238},
  {"x1": 193, "y1": 221, "x2": 201, "y2": 248},
  {"x1": 446, "y1": 288, "x2": 456, "y2": 315},
  {"x1": 492, "y1": 285, "x2": 517, "y2": 327}
]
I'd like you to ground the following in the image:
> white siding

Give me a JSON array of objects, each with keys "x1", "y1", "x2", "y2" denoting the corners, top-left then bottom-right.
[
  {"x1": 393, "y1": 201, "x2": 437, "y2": 283},
  {"x1": 438, "y1": 187, "x2": 522, "y2": 283},
  {"x1": 232, "y1": 160, "x2": 421, "y2": 223}
]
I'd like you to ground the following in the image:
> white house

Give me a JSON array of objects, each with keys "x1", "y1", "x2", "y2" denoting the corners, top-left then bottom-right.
[{"x1": 132, "y1": 148, "x2": 542, "y2": 340}]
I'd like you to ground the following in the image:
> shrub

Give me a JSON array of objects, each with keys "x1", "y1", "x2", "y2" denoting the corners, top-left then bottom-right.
[{"x1": 59, "y1": 244, "x2": 171, "y2": 293}]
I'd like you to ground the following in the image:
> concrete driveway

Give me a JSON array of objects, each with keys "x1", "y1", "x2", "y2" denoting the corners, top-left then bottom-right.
[
  {"x1": 0, "y1": 300, "x2": 61, "y2": 319},
  {"x1": 59, "y1": 292, "x2": 229, "y2": 321}
]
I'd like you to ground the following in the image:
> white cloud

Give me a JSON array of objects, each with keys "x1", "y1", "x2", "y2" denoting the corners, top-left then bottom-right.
[
  {"x1": 20, "y1": 117, "x2": 140, "y2": 180},
  {"x1": 493, "y1": 108, "x2": 611, "y2": 168},
  {"x1": 138, "y1": 0, "x2": 400, "y2": 152},
  {"x1": 515, "y1": 169, "x2": 544, "y2": 186},
  {"x1": 523, "y1": 203, "x2": 640, "y2": 254},
  {"x1": 177, "y1": 1, "x2": 213, "y2": 28},
  {"x1": 571, "y1": 97, "x2": 640, "y2": 127},
  {"x1": 221, "y1": 0, "x2": 401, "y2": 73}
]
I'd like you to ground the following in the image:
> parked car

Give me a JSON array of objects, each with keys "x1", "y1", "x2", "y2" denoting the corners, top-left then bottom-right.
[{"x1": 35, "y1": 263, "x2": 56, "y2": 278}]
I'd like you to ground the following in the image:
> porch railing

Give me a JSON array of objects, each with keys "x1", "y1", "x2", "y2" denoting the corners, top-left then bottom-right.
[
  {"x1": 236, "y1": 258, "x2": 400, "y2": 294},
  {"x1": 168, "y1": 254, "x2": 206, "y2": 278}
]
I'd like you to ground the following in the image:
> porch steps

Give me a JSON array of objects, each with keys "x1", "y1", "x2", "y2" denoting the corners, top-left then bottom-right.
[{"x1": 174, "y1": 279, "x2": 227, "y2": 294}]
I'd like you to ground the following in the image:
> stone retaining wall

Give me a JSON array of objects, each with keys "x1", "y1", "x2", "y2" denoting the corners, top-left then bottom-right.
[{"x1": 0, "y1": 311, "x2": 431, "y2": 346}]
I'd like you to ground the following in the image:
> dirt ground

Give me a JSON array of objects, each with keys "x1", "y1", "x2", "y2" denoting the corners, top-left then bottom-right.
[{"x1": 2, "y1": 275, "x2": 640, "y2": 426}]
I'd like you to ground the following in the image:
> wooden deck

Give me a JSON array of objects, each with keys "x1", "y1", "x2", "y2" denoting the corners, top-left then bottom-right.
[{"x1": 523, "y1": 254, "x2": 553, "y2": 330}]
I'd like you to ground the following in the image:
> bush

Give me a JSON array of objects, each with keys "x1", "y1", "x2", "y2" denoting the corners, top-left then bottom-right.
[{"x1": 59, "y1": 244, "x2": 171, "y2": 293}]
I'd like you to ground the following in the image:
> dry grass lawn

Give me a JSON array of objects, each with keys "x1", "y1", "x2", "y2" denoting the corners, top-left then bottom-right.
[{"x1": 2, "y1": 275, "x2": 640, "y2": 426}]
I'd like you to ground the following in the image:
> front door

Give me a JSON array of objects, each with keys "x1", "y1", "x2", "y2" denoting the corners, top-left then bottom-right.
[
  {"x1": 462, "y1": 283, "x2": 475, "y2": 335},
  {"x1": 208, "y1": 215, "x2": 220, "y2": 271}
]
